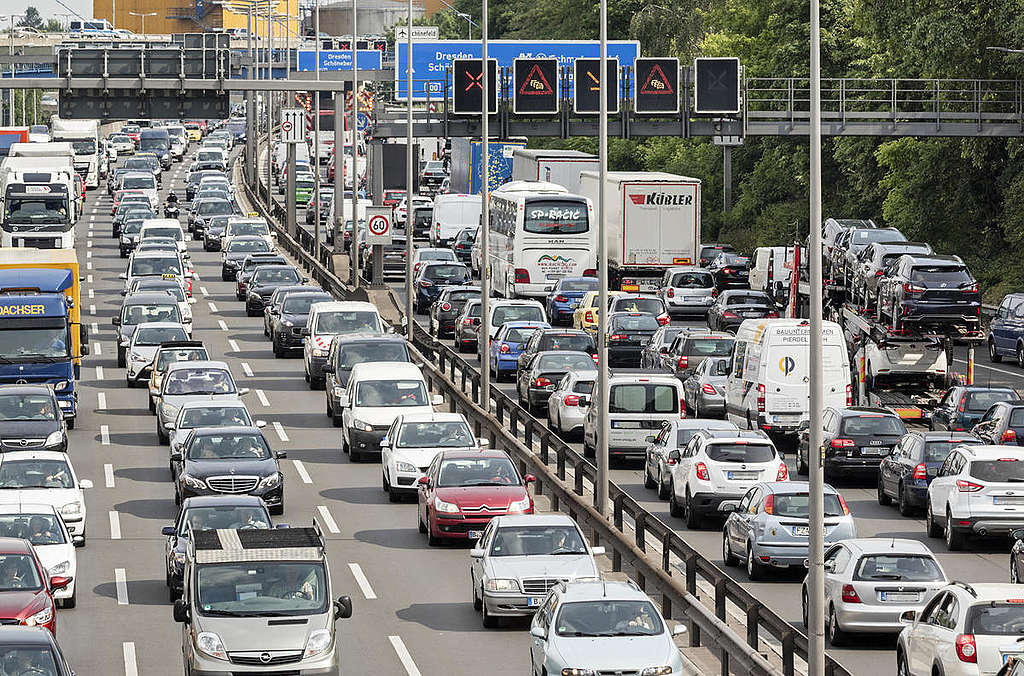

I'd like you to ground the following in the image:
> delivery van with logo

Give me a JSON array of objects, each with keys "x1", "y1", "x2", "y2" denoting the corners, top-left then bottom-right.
[{"x1": 725, "y1": 318, "x2": 851, "y2": 436}]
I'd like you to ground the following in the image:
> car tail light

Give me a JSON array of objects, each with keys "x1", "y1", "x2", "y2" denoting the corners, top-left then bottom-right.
[
  {"x1": 555, "y1": 295, "x2": 569, "y2": 302},
  {"x1": 955, "y1": 634, "x2": 977, "y2": 663},
  {"x1": 534, "y1": 377, "x2": 552, "y2": 387},
  {"x1": 711, "y1": 288, "x2": 719, "y2": 298},
  {"x1": 956, "y1": 479, "x2": 984, "y2": 492},
  {"x1": 656, "y1": 313, "x2": 670, "y2": 326},
  {"x1": 1002, "y1": 429, "x2": 1018, "y2": 443},
  {"x1": 440, "y1": 302, "x2": 452, "y2": 312},
  {"x1": 766, "y1": 311, "x2": 779, "y2": 318},
  {"x1": 563, "y1": 395, "x2": 580, "y2": 406},
  {"x1": 695, "y1": 462, "x2": 710, "y2": 481},
  {"x1": 958, "y1": 396, "x2": 966, "y2": 413},
  {"x1": 841, "y1": 584, "x2": 861, "y2": 604},
  {"x1": 591, "y1": 353, "x2": 599, "y2": 364},
  {"x1": 702, "y1": 384, "x2": 716, "y2": 395},
  {"x1": 499, "y1": 344, "x2": 510, "y2": 354},
  {"x1": 831, "y1": 438, "x2": 855, "y2": 449},
  {"x1": 763, "y1": 494, "x2": 774, "y2": 514},
  {"x1": 413, "y1": 263, "x2": 422, "y2": 274},
  {"x1": 419, "y1": 280, "x2": 433, "y2": 288},
  {"x1": 666, "y1": 288, "x2": 675, "y2": 298},
  {"x1": 462, "y1": 318, "x2": 474, "y2": 326},
  {"x1": 724, "y1": 268, "x2": 734, "y2": 275},
  {"x1": 722, "y1": 310, "x2": 738, "y2": 318},
  {"x1": 434, "y1": 222, "x2": 440, "y2": 235},
  {"x1": 913, "y1": 463, "x2": 928, "y2": 480},
  {"x1": 584, "y1": 310, "x2": 594, "y2": 323},
  {"x1": 776, "y1": 463, "x2": 788, "y2": 481},
  {"x1": 472, "y1": 318, "x2": 481, "y2": 326},
  {"x1": 902, "y1": 282, "x2": 926, "y2": 294},
  {"x1": 609, "y1": 334, "x2": 627, "y2": 341},
  {"x1": 582, "y1": 269, "x2": 597, "y2": 277},
  {"x1": 875, "y1": 269, "x2": 884, "y2": 276},
  {"x1": 677, "y1": 355, "x2": 689, "y2": 370},
  {"x1": 756, "y1": 384, "x2": 765, "y2": 413},
  {"x1": 838, "y1": 494, "x2": 850, "y2": 515},
  {"x1": 514, "y1": 268, "x2": 530, "y2": 284},
  {"x1": 846, "y1": 383, "x2": 853, "y2": 406},
  {"x1": 961, "y1": 282, "x2": 979, "y2": 294}
]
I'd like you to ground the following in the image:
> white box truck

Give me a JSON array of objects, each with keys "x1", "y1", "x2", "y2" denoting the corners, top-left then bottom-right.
[
  {"x1": 50, "y1": 118, "x2": 100, "y2": 189},
  {"x1": 512, "y1": 149, "x2": 600, "y2": 193},
  {"x1": 579, "y1": 171, "x2": 701, "y2": 292},
  {"x1": 0, "y1": 155, "x2": 83, "y2": 218}
]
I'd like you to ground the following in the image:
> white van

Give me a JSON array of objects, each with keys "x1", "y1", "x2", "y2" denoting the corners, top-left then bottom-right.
[
  {"x1": 303, "y1": 301, "x2": 386, "y2": 388},
  {"x1": 429, "y1": 193, "x2": 482, "y2": 247},
  {"x1": 139, "y1": 218, "x2": 187, "y2": 255},
  {"x1": 748, "y1": 246, "x2": 794, "y2": 297},
  {"x1": 726, "y1": 319, "x2": 851, "y2": 435},
  {"x1": 339, "y1": 362, "x2": 443, "y2": 462},
  {"x1": 581, "y1": 373, "x2": 684, "y2": 460}
]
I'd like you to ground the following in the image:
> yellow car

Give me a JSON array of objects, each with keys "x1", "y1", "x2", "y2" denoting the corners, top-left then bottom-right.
[
  {"x1": 572, "y1": 290, "x2": 622, "y2": 334},
  {"x1": 186, "y1": 126, "x2": 202, "y2": 142}
]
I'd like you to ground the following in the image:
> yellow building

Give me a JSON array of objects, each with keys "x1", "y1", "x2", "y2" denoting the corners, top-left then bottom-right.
[{"x1": 93, "y1": 0, "x2": 300, "y2": 39}]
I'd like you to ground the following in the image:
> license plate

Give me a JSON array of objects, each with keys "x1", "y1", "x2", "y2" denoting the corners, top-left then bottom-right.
[
  {"x1": 861, "y1": 446, "x2": 888, "y2": 455},
  {"x1": 880, "y1": 591, "x2": 919, "y2": 603},
  {"x1": 527, "y1": 597, "x2": 542, "y2": 607},
  {"x1": 791, "y1": 526, "x2": 809, "y2": 536},
  {"x1": 727, "y1": 471, "x2": 758, "y2": 480},
  {"x1": 995, "y1": 496, "x2": 1024, "y2": 505},
  {"x1": 614, "y1": 421, "x2": 642, "y2": 429},
  {"x1": 468, "y1": 530, "x2": 483, "y2": 539},
  {"x1": 742, "y1": 312, "x2": 761, "y2": 317}
]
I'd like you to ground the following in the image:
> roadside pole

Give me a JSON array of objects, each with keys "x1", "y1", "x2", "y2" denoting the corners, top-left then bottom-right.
[
  {"x1": 333, "y1": 94, "x2": 345, "y2": 251},
  {"x1": 313, "y1": 0, "x2": 321, "y2": 262},
  {"x1": 595, "y1": 0, "x2": 609, "y2": 516},
  {"x1": 478, "y1": 0, "x2": 490, "y2": 409},
  {"x1": 350, "y1": 0, "x2": 360, "y2": 288},
  {"x1": 286, "y1": 142, "x2": 296, "y2": 238},
  {"x1": 404, "y1": 0, "x2": 414, "y2": 338}
]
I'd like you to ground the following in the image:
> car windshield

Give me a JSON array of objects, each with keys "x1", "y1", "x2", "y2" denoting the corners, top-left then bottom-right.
[
  {"x1": 198, "y1": 201, "x2": 232, "y2": 216},
  {"x1": 852, "y1": 229, "x2": 905, "y2": 245},
  {"x1": 197, "y1": 562, "x2": 327, "y2": 616},
  {"x1": 966, "y1": 605, "x2": 1024, "y2": 635},
  {"x1": 418, "y1": 251, "x2": 454, "y2": 262},
  {"x1": 727, "y1": 294, "x2": 772, "y2": 306},
  {"x1": 228, "y1": 240, "x2": 270, "y2": 253},
  {"x1": 130, "y1": 257, "x2": 182, "y2": 277},
  {"x1": 437, "y1": 457, "x2": 520, "y2": 487},
  {"x1": 155, "y1": 348, "x2": 208, "y2": 372},
  {"x1": 254, "y1": 268, "x2": 300, "y2": 284},
  {"x1": 164, "y1": 368, "x2": 235, "y2": 395},
  {"x1": 135, "y1": 326, "x2": 188, "y2": 346},
  {"x1": 964, "y1": 390, "x2": 1014, "y2": 412},
  {"x1": 396, "y1": 421, "x2": 473, "y2": 448},
  {"x1": 123, "y1": 303, "x2": 180, "y2": 325},
  {"x1": 180, "y1": 506, "x2": 269, "y2": 535},
  {"x1": 970, "y1": 459, "x2": 1024, "y2": 482},
  {"x1": 0, "y1": 554, "x2": 42, "y2": 592},
  {"x1": 555, "y1": 600, "x2": 663, "y2": 637},
  {"x1": 609, "y1": 384, "x2": 678, "y2": 414},
  {"x1": 282, "y1": 296, "x2": 328, "y2": 314},
  {"x1": 337, "y1": 343, "x2": 408, "y2": 369},
  {"x1": 523, "y1": 200, "x2": 589, "y2": 235},
  {"x1": 188, "y1": 433, "x2": 270, "y2": 460},
  {"x1": 0, "y1": 514, "x2": 65, "y2": 545},
  {"x1": 0, "y1": 459, "x2": 73, "y2": 489},
  {"x1": 424, "y1": 264, "x2": 468, "y2": 280},
  {"x1": 852, "y1": 554, "x2": 943, "y2": 582},
  {"x1": 671, "y1": 272, "x2": 714, "y2": 288},
  {"x1": 490, "y1": 525, "x2": 587, "y2": 557},
  {"x1": 122, "y1": 176, "x2": 155, "y2": 190},
  {"x1": 769, "y1": 492, "x2": 845, "y2": 518},
  {"x1": 180, "y1": 406, "x2": 251, "y2": 429},
  {"x1": 136, "y1": 284, "x2": 185, "y2": 302},
  {"x1": 611, "y1": 314, "x2": 658, "y2": 331},
  {"x1": 0, "y1": 394, "x2": 57, "y2": 421},
  {"x1": 447, "y1": 290, "x2": 479, "y2": 303},
  {"x1": 840, "y1": 415, "x2": 906, "y2": 436},
  {"x1": 537, "y1": 353, "x2": 596, "y2": 371},
  {"x1": 909, "y1": 266, "x2": 972, "y2": 285},
  {"x1": 354, "y1": 380, "x2": 426, "y2": 407},
  {"x1": 314, "y1": 311, "x2": 381, "y2": 334},
  {"x1": 0, "y1": 648, "x2": 59, "y2": 676},
  {"x1": 229, "y1": 223, "x2": 269, "y2": 237},
  {"x1": 684, "y1": 337, "x2": 734, "y2": 357},
  {"x1": 493, "y1": 306, "x2": 543, "y2": 326}
]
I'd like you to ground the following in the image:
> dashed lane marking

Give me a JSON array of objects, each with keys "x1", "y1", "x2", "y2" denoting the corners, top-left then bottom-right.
[
  {"x1": 347, "y1": 562, "x2": 377, "y2": 599},
  {"x1": 255, "y1": 389, "x2": 269, "y2": 406},
  {"x1": 109, "y1": 511, "x2": 121, "y2": 540},
  {"x1": 97, "y1": 392, "x2": 106, "y2": 411},
  {"x1": 218, "y1": 320, "x2": 229, "y2": 331},
  {"x1": 388, "y1": 637, "x2": 422, "y2": 676},
  {"x1": 115, "y1": 568, "x2": 128, "y2": 605},
  {"x1": 272, "y1": 421, "x2": 289, "y2": 442},
  {"x1": 96, "y1": 366, "x2": 104, "y2": 381},
  {"x1": 318, "y1": 506, "x2": 341, "y2": 533},
  {"x1": 100, "y1": 425, "x2": 110, "y2": 445},
  {"x1": 292, "y1": 459, "x2": 312, "y2": 483},
  {"x1": 228, "y1": 339, "x2": 240, "y2": 352},
  {"x1": 208, "y1": 302, "x2": 218, "y2": 313},
  {"x1": 241, "y1": 362, "x2": 253, "y2": 377},
  {"x1": 93, "y1": 342, "x2": 101, "y2": 355},
  {"x1": 104, "y1": 463, "x2": 115, "y2": 488},
  {"x1": 122, "y1": 642, "x2": 138, "y2": 676}
]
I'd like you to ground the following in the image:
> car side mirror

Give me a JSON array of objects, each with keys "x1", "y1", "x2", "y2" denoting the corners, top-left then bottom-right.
[
  {"x1": 431, "y1": 394, "x2": 444, "y2": 406},
  {"x1": 338, "y1": 393, "x2": 349, "y2": 408},
  {"x1": 255, "y1": 420, "x2": 266, "y2": 428},
  {"x1": 591, "y1": 546, "x2": 605, "y2": 556},
  {"x1": 119, "y1": 273, "x2": 127, "y2": 280},
  {"x1": 477, "y1": 437, "x2": 490, "y2": 448},
  {"x1": 164, "y1": 422, "x2": 176, "y2": 431},
  {"x1": 78, "y1": 479, "x2": 93, "y2": 489},
  {"x1": 899, "y1": 610, "x2": 917, "y2": 624},
  {"x1": 672, "y1": 623, "x2": 688, "y2": 636},
  {"x1": 334, "y1": 595, "x2": 353, "y2": 620},
  {"x1": 823, "y1": 560, "x2": 836, "y2": 573},
  {"x1": 529, "y1": 626, "x2": 546, "y2": 640},
  {"x1": 276, "y1": 451, "x2": 287, "y2": 459},
  {"x1": 170, "y1": 453, "x2": 183, "y2": 462},
  {"x1": 469, "y1": 548, "x2": 485, "y2": 558},
  {"x1": 173, "y1": 599, "x2": 190, "y2": 623},
  {"x1": 380, "y1": 438, "x2": 390, "y2": 448},
  {"x1": 111, "y1": 316, "x2": 121, "y2": 326},
  {"x1": 80, "y1": 343, "x2": 90, "y2": 356},
  {"x1": 719, "y1": 500, "x2": 740, "y2": 513},
  {"x1": 1013, "y1": 528, "x2": 1024, "y2": 541},
  {"x1": 238, "y1": 388, "x2": 250, "y2": 395},
  {"x1": 301, "y1": 328, "x2": 311, "y2": 336},
  {"x1": 524, "y1": 474, "x2": 536, "y2": 484},
  {"x1": 49, "y1": 576, "x2": 71, "y2": 591},
  {"x1": 161, "y1": 526, "x2": 176, "y2": 536},
  {"x1": 417, "y1": 476, "x2": 431, "y2": 487}
]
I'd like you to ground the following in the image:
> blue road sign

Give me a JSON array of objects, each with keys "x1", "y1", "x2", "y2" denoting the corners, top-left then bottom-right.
[
  {"x1": 356, "y1": 112, "x2": 370, "y2": 131},
  {"x1": 395, "y1": 40, "x2": 640, "y2": 101},
  {"x1": 297, "y1": 49, "x2": 383, "y2": 72}
]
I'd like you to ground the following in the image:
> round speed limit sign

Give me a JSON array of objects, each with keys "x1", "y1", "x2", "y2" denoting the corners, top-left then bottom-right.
[
  {"x1": 367, "y1": 215, "x2": 390, "y2": 237},
  {"x1": 281, "y1": 121, "x2": 293, "y2": 132}
]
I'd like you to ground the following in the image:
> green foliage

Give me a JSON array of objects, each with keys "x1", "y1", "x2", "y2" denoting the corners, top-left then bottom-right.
[{"x1": 18, "y1": 7, "x2": 42, "y2": 30}]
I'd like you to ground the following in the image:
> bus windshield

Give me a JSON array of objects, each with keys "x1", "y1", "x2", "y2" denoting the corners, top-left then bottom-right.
[{"x1": 523, "y1": 200, "x2": 589, "y2": 235}]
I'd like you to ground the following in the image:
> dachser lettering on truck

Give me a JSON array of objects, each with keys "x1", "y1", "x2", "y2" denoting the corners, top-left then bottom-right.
[
  {"x1": 627, "y1": 192, "x2": 693, "y2": 206},
  {"x1": 0, "y1": 303, "x2": 46, "y2": 316}
]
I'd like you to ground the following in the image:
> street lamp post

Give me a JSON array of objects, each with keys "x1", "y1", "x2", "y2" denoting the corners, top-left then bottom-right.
[
  {"x1": 404, "y1": 0, "x2": 413, "y2": 337},
  {"x1": 437, "y1": 0, "x2": 476, "y2": 39},
  {"x1": 313, "y1": 0, "x2": 321, "y2": 262},
  {"x1": 596, "y1": 0, "x2": 609, "y2": 517},
  {"x1": 127, "y1": 11, "x2": 156, "y2": 39},
  {"x1": 478, "y1": 0, "x2": 490, "y2": 409},
  {"x1": 349, "y1": 0, "x2": 359, "y2": 287}
]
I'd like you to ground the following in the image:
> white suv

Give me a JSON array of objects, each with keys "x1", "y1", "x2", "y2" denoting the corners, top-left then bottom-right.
[
  {"x1": 925, "y1": 444, "x2": 1024, "y2": 550},
  {"x1": 897, "y1": 581, "x2": 1024, "y2": 676},
  {"x1": 487, "y1": 299, "x2": 547, "y2": 339},
  {"x1": 669, "y1": 429, "x2": 787, "y2": 529}
]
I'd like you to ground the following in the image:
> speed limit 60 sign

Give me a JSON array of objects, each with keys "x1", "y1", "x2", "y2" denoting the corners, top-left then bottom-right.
[{"x1": 365, "y1": 206, "x2": 393, "y2": 245}]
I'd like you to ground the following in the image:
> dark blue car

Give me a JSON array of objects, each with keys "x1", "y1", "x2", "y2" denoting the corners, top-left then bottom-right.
[
  {"x1": 929, "y1": 385, "x2": 1016, "y2": 432},
  {"x1": 487, "y1": 321, "x2": 550, "y2": 381},
  {"x1": 544, "y1": 276, "x2": 598, "y2": 325},
  {"x1": 413, "y1": 261, "x2": 471, "y2": 314},
  {"x1": 876, "y1": 431, "x2": 982, "y2": 515}
]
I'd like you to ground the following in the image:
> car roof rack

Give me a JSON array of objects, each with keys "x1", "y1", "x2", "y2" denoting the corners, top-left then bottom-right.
[{"x1": 949, "y1": 581, "x2": 978, "y2": 597}]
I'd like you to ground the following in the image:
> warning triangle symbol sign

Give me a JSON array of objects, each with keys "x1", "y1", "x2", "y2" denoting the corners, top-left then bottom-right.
[
  {"x1": 640, "y1": 64, "x2": 674, "y2": 95},
  {"x1": 519, "y1": 63, "x2": 554, "y2": 96}
]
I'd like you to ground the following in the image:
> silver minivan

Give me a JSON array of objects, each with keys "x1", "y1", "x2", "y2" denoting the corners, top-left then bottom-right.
[
  {"x1": 657, "y1": 266, "x2": 715, "y2": 317},
  {"x1": 173, "y1": 522, "x2": 353, "y2": 676},
  {"x1": 581, "y1": 373, "x2": 684, "y2": 460}
]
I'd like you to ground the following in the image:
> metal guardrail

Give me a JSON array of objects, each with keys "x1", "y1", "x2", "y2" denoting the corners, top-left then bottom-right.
[{"x1": 238, "y1": 142, "x2": 852, "y2": 676}]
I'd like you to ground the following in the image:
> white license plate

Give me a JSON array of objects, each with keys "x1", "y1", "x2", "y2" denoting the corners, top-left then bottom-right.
[
  {"x1": 861, "y1": 446, "x2": 888, "y2": 455},
  {"x1": 880, "y1": 591, "x2": 919, "y2": 602},
  {"x1": 727, "y1": 471, "x2": 758, "y2": 480},
  {"x1": 468, "y1": 530, "x2": 483, "y2": 539},
  {"x1": 791, "y1": 526, "x2": 809, "y2": 536},
  {"x1": 527, "y1": 597, "x2": 542, "y2": 607},
  {"x1": 995, "y1": 496, "x2": 1024, "y2": 505}
]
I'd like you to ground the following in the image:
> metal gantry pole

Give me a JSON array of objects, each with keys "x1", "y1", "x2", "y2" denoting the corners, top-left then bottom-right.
[
  {"x1": 313, "y1": 0, "x2": 321, "y2": 262},
  {"x1": 595, "y1": 0, "x2": 609, "y2": 516},
  {"x1": 807, "y1": 0, "x2": 826, "y2": 671},
  {"x1": 404, "y1": 0, "x2": 413, "y2": 338},
  {"x1": 8, "y1": 17, "x2": 13, "y2": 127},
  {"x1": 245, "y1": 5, "x2": 256, "y2": 187},
  {"x1": 350, "y1": 0, "x2": 360, "y2": 287},
  {"x1": 333, "y1": 93, "x2": 345, "y2": 250},
  {"x1": 265, "y1": 4, "x2": 273, "y2": 211},
  {"x1": 478, "y1": 0, "x2": 490, "y2": 409}
]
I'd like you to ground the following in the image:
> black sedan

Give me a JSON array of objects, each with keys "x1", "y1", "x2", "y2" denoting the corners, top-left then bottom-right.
[
  {"x1": 244, "y1": 265, "x2": 305, "y2": 317},
  {"x1": 797, "y1": 406, "x2": 907, "y2": 482},
  {"x1": 0, "y1": 385, "x2": 67, "y2": 451},
  {"x1": 877, "y1": 431, "x2": 982, "y2": 516},
  {"x1": 170, "y1": 426, "x2": 286, "y2": 514},
  {"x1": 706, "y1": 290, "x2": 778, "y2": 333},
  {"x1": 606, "y1": 312, "x2": 660, "y2": 367},
  {"x1": 220, "y1": 236, "x2": 273, "y2": 281},
  {"x1": 515, "y1": 350, "x2": 596, "y2": 414},
  {"x1": 270, "y1": 290, "x2": 332, "y2": 357},
  {"x1": 428, "y1": 286, "x2": 480, "y2": 337},
  {"x1": 708, "y1": 252, "x2": 750, "y2": 289},
  {"x1": 413, "y1": 262, "x2": 471, "y2": 314}
]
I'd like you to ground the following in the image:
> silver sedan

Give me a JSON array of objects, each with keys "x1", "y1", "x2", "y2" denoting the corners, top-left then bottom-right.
[
  {"x1": 546, "y1": 370, "x2": 597, "y2": 439},
  {"x1": 680, "y1": 356, "x2": 729, "y2": 418}
]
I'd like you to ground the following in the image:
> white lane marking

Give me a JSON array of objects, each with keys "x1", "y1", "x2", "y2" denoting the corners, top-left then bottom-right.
[
  {"x1": 109, "y1": 511, "x2": 121, "y2": 540},
  {"x1": 347, "y1": 562, "x2": 377, "y2": 600},
  {"x1": 86, "y1": 251, "x2": 91, "y2": 259},
  {"x1": 91, "y1": 322, "x2": 98, "y2": 333},
  {"x1": 952, "y1": 358, "x2": 1024, "y2": 381},
  {"x1": 241, "y1": 362, "x2": 253, "y2": 377},
  {"x1": 97, "y1": 392, "x2": 106, "y2": 411},
  {"x1": 218, "y1": 320, "x2": 229, "y2": 331},
  {"x1": 87, "y1": 262, "x2": 92, "y2": 270},
  {"x1": 104, "y1": 463, "x2": 115, "y2": 488},
  {"x1": 93, "y1": 342, "x2": 102, "y2": 355},
  {"x1": 87, "y1": 240, "x2": 92, "y2": 248},
  {"x1": 88, "y1": 289, "x2": 94, "y2": 299},
  {"x1": 272, "y1": 421, "x2": 289, "y2": 442},
  {"x1": 122, "y1": 642, "x2": 138, "y2": 676},
  {"x1": 228, "y1": 339, "x2": 240, "y2": 352},
  {"x1": 96, "y1": 366, "x2": 104, "y2": 380},
  {"x1": 318, "y1": 505, "x2": 341, "y2": 533},
  {"x1": 100, "y1": 425, "x2": 110, "y2": 445},
  {"x1": 115, "y1": 568, "x2": 128, "y2": 605},
  {"x1": 208, "y1": 301, "x2": 218, "y2": 313},
  {"x1": 255, "y1": 389, "x2": 269, "y2": 406},
  {"x1": 200, "y1": 286, "x2": 209, "y2": 297},
  {"x1": 292, "y1": 459, "x2": 312, "y2": 483},
  {"x1": 388, "y1": 636, "x2": 422, "y2": 676},
  {"x1": 87, "y1": 274, "x2": 93, "y2": 284},
  {"x1": 89, "y1": 304, "x2": 96, "y2": 315}
]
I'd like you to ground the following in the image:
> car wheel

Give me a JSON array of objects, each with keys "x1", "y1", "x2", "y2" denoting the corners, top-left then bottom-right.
[
  {"x1": 926, "y1": 500, "x2": 942, "y2": 538},
  {"x1": 722, "y1": 533, "x2": 738, "y2": 566},
  {"x1": 826, "y1": 604, "x2": 845, "y2": 646},
  {"x1": 148, "y1": 397, "x2": 156, "y2": 414},
  {"x1": 990, "y1": 339, "x2": 1003, "y2": 363},
  {"x1": 341, "y1": 432, "x2": 349, "y2": 455},
  {"x1": 657, "y1": 469, "x2": 670, "y2": 500},
  {"x1": 472, "y1": 580, "x2": 482, "y2": 611},
  {"x1": 898, "y1": 482, "x2": 914, "y2": 516},
  {"x1": 746, "y1": 543, "x2": 765, "y2": 581},
  {"x1": 481, "y1": 598, "x2": 498, "y2": 628},
  {"x1": 1017, "y1": 343, "x2": 1024, "y2": 370},
  {"x1": 644, "y1": 465, "x2": 657, "y2": 490},
  {"x1": 1012, "y1": 556, "x2": 1020, "y2": 584},
  {"x1": 945, "y1": 510, "x2": 964, "y2": 551},
  {"x1": 61, "y1": 589, "x2": 77, "y2": 609},
  {"x1": 117, "y1": 347, "x2": 126, "y2": 368},
  {"x1": 896, "y1": 650, "x2": 909, "y2": 676},
  {"x1": 426, "y1": 513, "x2": 442, "y2": 547},
  {"x1": 684, "y1": 489, "x2": 701, "y2": 529},
  {"x1": 877, "y1": 478, "x2": 892, "y2": 506},
  {"x1": 669, "y1": 483, "x2": 683, "y2": 517}
]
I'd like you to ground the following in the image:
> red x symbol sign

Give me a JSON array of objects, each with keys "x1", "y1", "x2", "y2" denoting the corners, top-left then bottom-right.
[{"x1": 464, "y1": 71, "x2": 483, "y2": 91}]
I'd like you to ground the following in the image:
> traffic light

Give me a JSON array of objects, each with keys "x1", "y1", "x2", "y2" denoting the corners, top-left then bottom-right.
[
  {"x1": 634, "y1": 58, "x2": 679, "y2": 114},
  {"x1": 573, "y1": 58, "x2": 618, "y2": 114},
  {"x1": 694, "y1": 57, "x2": 741, "y2": 114},
  {"x1": 512, "y1": 58, "x2": 558, "y2": 115},
  {"x1": 452, "y1": 58, "x2": 498, "y2": 115}
]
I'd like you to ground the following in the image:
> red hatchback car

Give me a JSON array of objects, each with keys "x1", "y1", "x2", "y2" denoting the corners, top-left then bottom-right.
[
  {"x1": 417, "y1": 450, "x2": 535, "y2": 545},
  {"x1": 0, "y1": 538, "x2": 69, "y2": 635}
]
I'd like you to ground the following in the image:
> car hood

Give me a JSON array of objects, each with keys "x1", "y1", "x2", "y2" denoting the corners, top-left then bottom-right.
[
  {"x1": 197, "y1": 612, "x2": 330, "y2": 652},
  {"x1": 434, "y1": 485, "x2": 528, "y2": 509},
  {"x1": 183, "y1": 458, "x2": 277, "y2": 479},
  {"x1": 0, "y1": 589, "x2": 49, "y2": 619},
  {"x1": 392, "y1": 446, "x2": 474, "y2": 468},
  {"x1": 551, "y1": 634, "x2": 675, "y2": 669},
  {"x1": 278, "y1": 313, "x2": 310, "y2": 327},
  {"x1": 0, "y1": 421, "x2": 60, "y2": 440},
  {"x1": 131, "y1": 345, "x2": 161, "y2": 359},
  {"x1": 0, "y1": 488, "x2": 80, "y2": 511},
  {"x1": 33, "y1": 543, "x2": 74, "y2": 574},
  {"x1": 488, "y1": 555, "x2": 598, "y2": 581},
  {"x1": 251, "y1": 282, "x2": 299, "y2": 295},
  {"x1": 354, "y1": 405, "x2": 434, "y2": 427}
]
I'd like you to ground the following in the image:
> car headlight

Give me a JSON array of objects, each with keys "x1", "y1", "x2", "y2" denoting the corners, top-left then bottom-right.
[
  {"x1": 60, "y1": 501, "x2": 81, "y2": 517},
  {"x1": 196, "y1": 632, "x2": 228, "y2": 660},
  {"x1": 434, "y1": 496, "x2": 460, "y2": 514},
  {"x1": 129, "y1": 350, "x2": 144, "y2": 362},
  {"x1": 181, "y1": 474, "x2": 207, "y2": 490},
  {"x1": 351, "y1": 418, "x2": 374, "y2": 433},
  {"x1": 641, "y1": 668, "x2": 674, "y2": 676},
  {"x1": 572, "y1": 576, "x2": 601, "y2": 582},
  {"x1": 120, "y1": 236, "x2": 130, "y2": 244},
  {"x1": 248, "y1": 292, "x2": 261, "y2": 301},
  {"x1": 53, "y1": 380, "x2": 69, "y2": 392},
  {"x1": 395, "y1": 461, "x2": 417, "y2": 473},
  {"x1": 23, "y1": 607, "x2": 53, "y2": 627},
  {"x1": 44, "y1": 431, "x2": 64, "y2": 447},
  {"x1": 48, "y1": 560, "x2": 70, "y2": 576},
  {"x1": 313, "y1": 348, "x2": 329, "y2": 358},
  {"x1": 485, "y1": 578, "x2": 519, "y2": 592},
  {"x1": 162, "y1": 403, "x2": 179, "y2": 419},
  {"x1": 507, "y1": 496, "x2": 531, "y2": 514},
  {"x1": 258, "y1": 473, "x2": 281, "y2": 489},
  {"x1": 282, "y1": 319, "x2": 294, "y2": 327},
  {"x1": 562, "y1": 671, "x2": 598, "y2": 676},
  {"x1": 303, "y1": 629, "x2": 333, "y2": 658}
]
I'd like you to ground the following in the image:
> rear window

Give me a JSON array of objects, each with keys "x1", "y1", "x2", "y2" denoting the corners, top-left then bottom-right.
[
  {"x1": 706, "y1": 442, "x2": 775, "y2": 463},
  {"x1": 769, "y1": 492, "x2": 845, "y2": 518},
  {"x1": 559, "y1": 279, "x2": 598, "y2": 293},
  {"x1": 503, "y1": 327, "x2": 539, "y2": 343},
  {"x1": 540, "y1": 334, "x2": 594, "y2": 352},
  {"x1": 671, "y1": 272, "x2": 714, "y2": 288},
  {"x1": 964, "y1": 390, "x2": 1014, "y2": 412},
  {"x1": 447, "y1": 290, "x2": 479, "y2": 303},
  {"x1": 523, "y1": 200, "x2": 589, "y2": 235},
  {"x1": 923, "y1": 440, "x2": 981, "y2": 463},
  {"x1": 573, "y1": 380, "x2": 595, "y2": 395},
  {"x1": 611, "y1": 297, "x2": 664, "y2": 315},
  {"x1": 1009, "y1": 408, "x2": 1024, "y2": 427},
  {"x1": 424, "y1": 264, "x2": 468, "y2": 280},
  {"x1": 609, "y1": 384, "x2": 678, "y2": 414},
  {"x1": 536, "y1": 353, "x2": 595, "y2": 372},
  {"x1": 851, "y1": 555, "x2": 944, "y2": 582},
  {"x1": 909, "y1": 266, "x2": 971, "y2": 285},
  {"x1": 727, "y1": 294, "x2": 773, "y2": 306},
  {"x1": 682, "y1": 337, "x2": 733, "y2": 357},
  {"x1": 611, "y1": 314, "x2": 658, "y2": 331},
  {"x1": 966, "y1": 604, "x2": 1024, "y2": 635},
  {"x1": 493, "y1": 306, "x2": 544, "y2": 326},
  {"x1": 839, "y1": 415, "x2": 906, "y2": 436},
  {"x1": 970, "y1": 459, "x2": 1024, "y2": 482}
]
